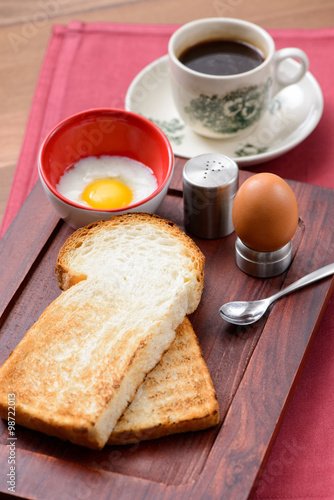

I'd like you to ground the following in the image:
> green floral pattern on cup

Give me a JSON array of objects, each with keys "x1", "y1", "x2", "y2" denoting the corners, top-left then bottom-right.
[{"x1": 185, "y1": 79, "x2": 271, "y2": 134}]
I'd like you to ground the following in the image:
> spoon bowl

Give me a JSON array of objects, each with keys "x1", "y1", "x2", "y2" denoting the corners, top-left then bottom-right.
[
  {"x1": 219, "y1": 263, "x2": 334, "y2": 326},
  {"x1": 220, "y1": 298, "x2": 272, "y2": 325}
]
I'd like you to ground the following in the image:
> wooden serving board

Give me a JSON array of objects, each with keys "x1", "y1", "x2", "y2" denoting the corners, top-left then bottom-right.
[{"x1": 0, "y1": 158, "x2": 333, "y2": 500}]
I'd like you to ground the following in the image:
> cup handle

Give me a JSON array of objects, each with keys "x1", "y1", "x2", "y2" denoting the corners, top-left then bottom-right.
[{"x1": 273, "y1": 48, "x2": 309, "y2": 96}]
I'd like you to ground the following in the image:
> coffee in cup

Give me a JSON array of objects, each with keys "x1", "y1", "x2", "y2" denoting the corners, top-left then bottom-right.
[
  {"x1": 178, "y1": 39, "x2": 265, "y2": 76},
  {"x1": 168, "y1": 18, "x2": 309, "y2": 139}
]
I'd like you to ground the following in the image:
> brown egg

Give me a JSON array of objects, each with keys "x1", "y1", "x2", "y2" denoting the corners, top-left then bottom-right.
[{"x1": 232, "y1": 173, "x2": 299, "y2": 252}]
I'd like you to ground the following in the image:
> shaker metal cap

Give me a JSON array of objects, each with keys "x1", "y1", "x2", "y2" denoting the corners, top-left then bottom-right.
[
  {"x1": 183, "y1": 153, "x2": 239, "y2": 201},
  {"x1": 183, "y1": 154, "x2": 239, "y2": 239}
]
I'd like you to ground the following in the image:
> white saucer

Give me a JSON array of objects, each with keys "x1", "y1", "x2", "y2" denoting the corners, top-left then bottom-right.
[{"x1": 125, "y1": 55, "x2": 323, "y2": 166}]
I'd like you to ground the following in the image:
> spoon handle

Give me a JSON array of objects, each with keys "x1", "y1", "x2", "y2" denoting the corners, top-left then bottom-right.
[{"x1": 269, "y1": 262, "x2": 334, "y2": 304}]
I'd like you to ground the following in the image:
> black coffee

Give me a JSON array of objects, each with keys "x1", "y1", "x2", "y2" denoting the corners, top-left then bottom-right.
[{"x1": 179, "y1": 39, "x2": 264, "y2": 76}]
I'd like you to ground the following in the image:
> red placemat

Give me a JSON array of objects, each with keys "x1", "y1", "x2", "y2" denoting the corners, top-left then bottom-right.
[{"x1": 1, "y1": 22, "x2": 333, "y2": 499}]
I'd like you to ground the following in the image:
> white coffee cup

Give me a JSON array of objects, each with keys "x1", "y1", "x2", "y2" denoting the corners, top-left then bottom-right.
[{"x1": 168, "y1": 18, "x2": 309, "y2": 139}]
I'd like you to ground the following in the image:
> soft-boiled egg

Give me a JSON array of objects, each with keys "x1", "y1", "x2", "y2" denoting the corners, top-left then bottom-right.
[
  {"x1": 232, "y1": 172, "x2": 299, "y2": 252},
  {"x1": 57, "y1": 155, "x2": 158, "y2": 210}
]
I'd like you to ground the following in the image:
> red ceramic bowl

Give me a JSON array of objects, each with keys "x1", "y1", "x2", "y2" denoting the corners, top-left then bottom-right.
[{"x1": 38, "y1": 108, "x2": 174, "y2": 228}]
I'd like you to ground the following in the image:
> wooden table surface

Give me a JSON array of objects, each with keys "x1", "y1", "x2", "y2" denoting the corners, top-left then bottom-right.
[{"x1": 1, "y1": 0, "x2": 334, "y2": 228}]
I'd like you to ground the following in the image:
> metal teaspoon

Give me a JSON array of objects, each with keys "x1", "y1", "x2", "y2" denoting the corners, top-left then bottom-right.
[{"x1": 219, "y1": 263, "x2": 334, "y2": 326}]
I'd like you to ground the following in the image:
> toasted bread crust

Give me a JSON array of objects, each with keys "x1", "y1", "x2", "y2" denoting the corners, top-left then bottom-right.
[
  {"x1": 55, "y1": 213, "x2": 205, "y2": 299},
  {"x1": 0, "y1": 214, "x2": 205, "y2": 449},
  {"x1": 108, "y1": 317, "x2": 219, "y2": 445}
]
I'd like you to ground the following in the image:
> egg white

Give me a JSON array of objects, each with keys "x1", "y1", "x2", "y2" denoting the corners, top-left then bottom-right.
[{"x1": 57, "y1": 155, "x2": 158, "y2": 209}]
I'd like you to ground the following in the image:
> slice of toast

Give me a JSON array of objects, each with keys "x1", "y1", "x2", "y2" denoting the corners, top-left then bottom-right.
[
  {"x1": 0, "y1": 214, "x2": 205, "y2": 449},
  {"x1": 108, "y1": 316, "x2": 219, "y2": 445}
]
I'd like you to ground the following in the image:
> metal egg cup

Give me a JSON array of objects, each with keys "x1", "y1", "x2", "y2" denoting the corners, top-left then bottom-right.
[{"x1": 235, "y1": 237, "x2": 293, "y2": 278}]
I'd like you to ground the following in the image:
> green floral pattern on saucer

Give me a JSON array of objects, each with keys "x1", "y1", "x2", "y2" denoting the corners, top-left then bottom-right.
[
  {"x1": 148, "y1": 117, "x2": 185, "y2": 145},
  {"x1": 234, "y1": 143, "x2": 269, "y2": 157},
  {"x1": 185, "y1": 80, "x2": 271, "y2": 134}
]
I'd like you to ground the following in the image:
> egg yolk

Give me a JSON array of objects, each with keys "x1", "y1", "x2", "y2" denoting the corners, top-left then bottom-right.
[{"x1": 82, "y1": 179, "x2": 133, "y2": 209}]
